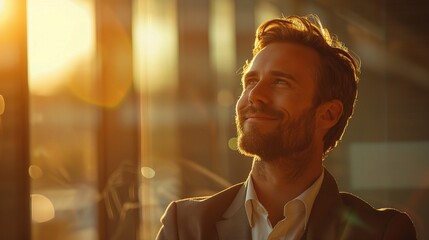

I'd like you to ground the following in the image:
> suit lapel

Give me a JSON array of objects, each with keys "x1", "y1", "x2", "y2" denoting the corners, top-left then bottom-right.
[
  {"x1": 216, "y1": 182, "x2": 251, "y2": 240},
  {"x1": 303, "y1": 169, "x2": 348, "y2": 240},
  {"x1": 216, "y1": 206, "x2": 251, "y2": 240}
]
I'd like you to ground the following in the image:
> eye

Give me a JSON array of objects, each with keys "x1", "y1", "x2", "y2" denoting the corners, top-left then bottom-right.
[
  {"x1": 273, "y1": 78, "x2": 290, "y2": 86},
  {"x1": 244, "y1": 77, "x2": 258, "y2": 88}
]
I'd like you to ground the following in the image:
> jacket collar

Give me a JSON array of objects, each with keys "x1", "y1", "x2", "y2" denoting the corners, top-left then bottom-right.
[
  {"x1": 216, "y1": 182, "x2": 252, "y2": 240},
  {"x1": 303, "y1": 169, "x2": 348, "y2": 239},
  {"x1": 214, "y1": 169, "x2": 347, "y2": 240}
]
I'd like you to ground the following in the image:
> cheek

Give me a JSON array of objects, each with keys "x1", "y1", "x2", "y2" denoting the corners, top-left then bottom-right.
[
  {"x1": 272, "y1": 94, "x2": 311, "y2": 114},
  {"x1": 236, "y1": 92, "x2": 247, "y2": 112}
]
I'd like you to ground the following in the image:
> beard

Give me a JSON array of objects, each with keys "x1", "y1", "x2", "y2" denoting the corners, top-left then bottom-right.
[{"x1": 236, "y1": 104, "x2": 316, "y2": 161}]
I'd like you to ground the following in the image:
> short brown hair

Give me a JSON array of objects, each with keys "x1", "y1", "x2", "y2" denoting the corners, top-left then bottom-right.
[{"x1": 244, "y1": 15, "x2": 360, "y2": 154}]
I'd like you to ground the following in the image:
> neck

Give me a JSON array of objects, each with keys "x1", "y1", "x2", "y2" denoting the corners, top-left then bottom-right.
[{"x1": 250, "y1": 151, "x2": 323, "y2": 225}]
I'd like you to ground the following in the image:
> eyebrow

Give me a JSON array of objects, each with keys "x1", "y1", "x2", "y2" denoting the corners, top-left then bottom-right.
[
  {"x1": 271, "y1": 70, "x2": 296, "y2": 81},
  {"x1": 243, "y1": 70, "x2": 297, "y2": 81},
  {"x1": 242, "y1": 71, "x2": 257, "y2": 79}
]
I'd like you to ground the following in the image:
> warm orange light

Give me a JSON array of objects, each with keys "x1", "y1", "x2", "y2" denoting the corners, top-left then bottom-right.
[
  {"x1": 29, "y1": 164, "x2": 43, "y2": 179},
  {"x1": 0, "y1": 0, "x2": 5, "y2": 14},
  {"x1": 0, "y1": 0, "x2": 11, "y2": 23},
  {"x1": 133, "y1": 0, "x2": 178, "y2": 94},
  {"x1": 141, "y1": 166, "x2": 156, "y2": 179},
  {"x1": 31, "y1": 194, "x2": 55, "y2": 223},
  {"x1": 27, "y1": 0, "x2": 95, "y2": 96},
  {"x1": 228, "y1": 137, "x2": 238, "y2": 151},
  {"x1": 0, "y1": 95, "x2": 4, "y2": 115}
]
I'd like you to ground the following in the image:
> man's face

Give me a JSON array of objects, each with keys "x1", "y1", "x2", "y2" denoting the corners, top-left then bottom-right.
[{"x1": 235, "y1": 42, "x2": 320, "y2": 160}]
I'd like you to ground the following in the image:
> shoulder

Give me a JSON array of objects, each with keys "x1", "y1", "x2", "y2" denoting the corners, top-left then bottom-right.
[
  {"x1": 340, "y1": 192, "x2": 416, "y2": 239},
  {"x1": 173, "y1": 182, "x2": 244, "y2": 214},
  {"x1": 156, "y1": 183, "x2": 245, "y2": 240},
  {"x1": 183, "y1": 182, "x2": 244, "y2": 202}
]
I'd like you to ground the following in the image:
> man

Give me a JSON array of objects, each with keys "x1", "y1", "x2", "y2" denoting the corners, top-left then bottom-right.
[{"x1": 156, "y1": 15, "x2": 416, "y2": 239}]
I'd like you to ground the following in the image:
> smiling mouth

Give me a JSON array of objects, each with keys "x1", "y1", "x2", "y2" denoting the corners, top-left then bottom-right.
[
  {"x1": 245, "y1": 115, "x2": 278, "y2": 121},
  {"x1": 239, "y1": 105, "x2": 283, "y2": 123}
]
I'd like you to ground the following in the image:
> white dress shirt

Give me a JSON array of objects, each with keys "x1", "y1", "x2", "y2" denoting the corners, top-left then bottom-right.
[{"x1": 244, "y1": 171, "x2": 324, "y2": 240}]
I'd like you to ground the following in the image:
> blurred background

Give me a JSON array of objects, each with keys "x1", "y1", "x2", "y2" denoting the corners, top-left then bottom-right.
[{"x1": 0, "y1": 0, "x2": 428, "y2": 239}]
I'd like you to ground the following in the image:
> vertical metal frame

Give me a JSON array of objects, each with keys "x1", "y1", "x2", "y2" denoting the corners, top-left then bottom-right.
[
  {"x1": 95, "y1": 0, "x2": 141, "y2": 239},
  {"x1": 0, "y1": 0, "x2": 31, "y2": 239}
]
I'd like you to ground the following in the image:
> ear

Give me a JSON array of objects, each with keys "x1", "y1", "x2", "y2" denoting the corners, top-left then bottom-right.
[{"x1": 316, "y1": 99, "x2": 343, "y2": 130}]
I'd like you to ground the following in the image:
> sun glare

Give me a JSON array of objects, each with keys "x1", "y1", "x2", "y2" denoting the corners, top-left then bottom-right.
[
  {"x1": 0, "y1": 0, "x2": 11, "y2": 22},
  {"x1": 27, "y1": 0, "x2": 95, "y2": 96},
  {"x1": 133, "y1": 1, "x2": 178, "y2": 94},
  {"x1": 0, "y1": 0, "x2": 5, "y2": 13}
]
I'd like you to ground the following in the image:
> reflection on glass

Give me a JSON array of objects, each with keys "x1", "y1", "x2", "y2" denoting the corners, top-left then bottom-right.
[
  {"x1": 133, "y1": 0, "x2": 178, "y2": 94},
  {"x1": 133, "y1": 0, "x2": 179, "y2": 239},
  {"x1": 28, "y1": 0, "x2": 98, "y2": 239},
  {"x1": 209, "y1": 0, "x2": 235, "y2": 77}
]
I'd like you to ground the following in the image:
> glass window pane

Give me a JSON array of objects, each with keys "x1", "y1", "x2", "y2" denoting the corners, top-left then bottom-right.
[
  {"x1": 27, "y1": 0, "x2": 98, "y2": 239},
  {"x1": 133, "y1": 0, "x2": 179, "y2": 238}
]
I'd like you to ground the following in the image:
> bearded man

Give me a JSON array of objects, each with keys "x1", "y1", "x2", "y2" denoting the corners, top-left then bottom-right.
[{"x1": 156, "y1": 15, "x2": 416, "y2": 240}]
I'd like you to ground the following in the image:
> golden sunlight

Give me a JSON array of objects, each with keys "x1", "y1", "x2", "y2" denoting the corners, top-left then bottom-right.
[
  {"x1": 27, "y1": 0, "x2": 95, "y2": 96},
  {"x1": 0, "y1": 0, "x2": 5, "y2": 14},
  {"x1": 0, "y1": 0, "x2": 11, "y2": 23},
  {"x1": 133, "y1": 0, "x2": 178, "y2": 94}
]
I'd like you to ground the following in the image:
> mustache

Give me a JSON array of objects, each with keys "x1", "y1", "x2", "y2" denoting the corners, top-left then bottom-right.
[{"x1": 238, "y1": 105, "x2": 284, "y2": 119}]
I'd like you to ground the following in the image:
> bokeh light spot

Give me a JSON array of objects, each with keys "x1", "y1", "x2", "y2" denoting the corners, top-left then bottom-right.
[
  {"x1": 228, "y1": 137, "x2": 238, "y2": 151},
  {"x1": 29, "y1": 165, "x2": 43, "y2": 179},
  {"x1": 31, "y1": 194, "x2": 55, "y2": 223},
  {"x1": 141, "y1": 167, "x2": 156, "y2": 179}
]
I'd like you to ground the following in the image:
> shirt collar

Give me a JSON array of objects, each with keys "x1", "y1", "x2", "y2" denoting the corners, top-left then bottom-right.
[
  {"x1": 244, "y1": 175, "x2": 260, "y2": 227},
  {"x1": 244, "y1": 170, "x2": 324, "y2": 229}
]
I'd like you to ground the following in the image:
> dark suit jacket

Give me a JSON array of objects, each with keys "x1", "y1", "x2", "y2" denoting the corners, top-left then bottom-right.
[{"x1": 156, "y1": 170, "x2": 416, "y2": 239}]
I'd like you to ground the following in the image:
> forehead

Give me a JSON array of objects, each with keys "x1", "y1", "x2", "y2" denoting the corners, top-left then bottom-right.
[{"x1": 246, "y1": 42, "x2": 320, "y2": 82}]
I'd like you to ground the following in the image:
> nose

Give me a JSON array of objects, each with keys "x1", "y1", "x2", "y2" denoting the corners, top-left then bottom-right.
[{"x1": 248, "y1": 81, "x2": 269, "y2": 106}]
